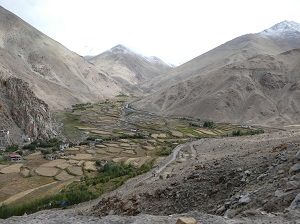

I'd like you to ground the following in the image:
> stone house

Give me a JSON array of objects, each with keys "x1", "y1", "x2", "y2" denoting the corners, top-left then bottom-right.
[
  {"x1": 59, "y1": 143, "x2": 69, "y2": 151},
  {"x1": 9, "y1": 152, "x2": 22, "y2": 162},
  {"x1": 45, "y1": 154, "x2": 59, "y2": 160}
]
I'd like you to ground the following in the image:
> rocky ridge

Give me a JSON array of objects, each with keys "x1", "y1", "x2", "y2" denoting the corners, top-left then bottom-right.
[{"x1": 0, "y1": 77, "x2": 54, "y2": 142}]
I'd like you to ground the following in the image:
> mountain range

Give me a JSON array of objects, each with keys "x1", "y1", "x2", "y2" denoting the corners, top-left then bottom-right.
[{"x1": 0, "y1": 3, "x2": 300, "y2": 141}]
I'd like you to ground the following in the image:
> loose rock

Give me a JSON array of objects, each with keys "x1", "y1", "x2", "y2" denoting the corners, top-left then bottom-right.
[
  {"x1": 289, "y1": 163, "x2": 300, "y2": 175},
  {"x1": 176, "y1": 217, "x2": 197, "y2": 224}
]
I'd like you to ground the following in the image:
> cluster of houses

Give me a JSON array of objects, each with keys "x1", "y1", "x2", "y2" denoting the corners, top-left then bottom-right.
[
  {"x1": 43, "y1": 143, "x2": 69, "y2": 161},
  {"x1": 0, "y1": 129, "x2": 72, "y2": 163}
]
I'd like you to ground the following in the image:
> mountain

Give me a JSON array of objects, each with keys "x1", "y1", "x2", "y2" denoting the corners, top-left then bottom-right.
[
  {"x1": 261, "y1": 20, "x2": 300, "y2": 38},
  {"x1": 0, "y1": 6, "x2": 123, "y2": 141},
  {"x1": 143, "y1": 21, "x2": 300, "y2": 92},
  {"x1": 134, "y1": 21, "x2": 300, "y2": 125},
  {"x1": 88, "y1": 45, "x2": 173, "y2": 93},
  {"x1": 0, "y1": 6, "x2": 122, "y2": 110}
]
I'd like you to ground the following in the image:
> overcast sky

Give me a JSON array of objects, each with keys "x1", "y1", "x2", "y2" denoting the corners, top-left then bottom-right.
[{"x1": 0, "y1": 0, "x2": 300, "y2": 65}]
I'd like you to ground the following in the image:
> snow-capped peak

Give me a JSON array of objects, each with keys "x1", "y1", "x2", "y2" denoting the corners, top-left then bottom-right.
[
  {"x1": 144, "y1": 56, "x2": 175, "y2": 67},
  {"x1": 260, "y1": 20, "x2": 300, "y2": 37},
  {"x1": 109, "y1": 44, "x2": 132, "y2": 54}
]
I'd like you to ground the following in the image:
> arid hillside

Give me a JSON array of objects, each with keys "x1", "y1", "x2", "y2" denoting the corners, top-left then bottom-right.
[
  {"x1": 0, "y1": 6, "x2": 125, "y2": 141},
  {"x1": 0, "y1": 6, "x2": 122, "y2": 110},
  {"x1": 134, "y1": 21, "x2": 300, "y2": 125}
]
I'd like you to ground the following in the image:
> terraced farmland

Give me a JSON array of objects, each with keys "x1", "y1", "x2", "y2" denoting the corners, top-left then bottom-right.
[{"x1": 0, "y1": 97, "x2": 263, "y2": 209}]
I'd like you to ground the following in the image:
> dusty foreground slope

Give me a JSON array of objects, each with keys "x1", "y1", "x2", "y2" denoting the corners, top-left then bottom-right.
[
  {"x1": 0, "y1": 6, "x2": 122, "y2": 110},
  {"x1": 3, "y1": 127, "x2": 300, "y2": 223},
  {"x1": 135, "y1": 21, "x2": 300, "y2": 125}
]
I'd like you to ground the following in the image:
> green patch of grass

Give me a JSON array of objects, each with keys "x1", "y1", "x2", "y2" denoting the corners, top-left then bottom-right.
[
  {"x1": 71, "y1": 103, "x2": 93, "y2": 111},
  {"x1": 55, "y1": 112, "x2": 84, "y2": 139},
  {"x1": 232, "y1": 129, "x2": 264, "y2": 136},
  {"x1": 156, "y1": 147, "x2": 172, "y2": 156},
  {"x1": 176, "y1": 126, "x2": 199, "y2": 136},
  {"x1": 0, "y1": 191, "x2": 96, "y2": 219}
]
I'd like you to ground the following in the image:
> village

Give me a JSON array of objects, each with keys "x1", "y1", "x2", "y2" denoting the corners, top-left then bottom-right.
[{"x1": 0, "y1": 97, "x2": 263, "y2": 207}]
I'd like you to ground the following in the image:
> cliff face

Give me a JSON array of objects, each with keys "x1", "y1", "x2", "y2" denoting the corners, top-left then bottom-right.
[{"x1": 3, "y1": 77, "x2": 54, "y2": 140}]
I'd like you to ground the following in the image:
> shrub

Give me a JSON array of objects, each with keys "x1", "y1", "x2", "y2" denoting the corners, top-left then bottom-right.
[
  {"x1": 22, "y1": 138, "x2": 61, "y2": 150},
  {"x1": 232, "y1": 129, "x2": 264, "y2": 136},
  {"x1": 22, "y1": 144, "x2": 36, "y2": 151},
  {"x1": 156, "y1": 147, "x2": 172, "y2": 156},
  {"x1": 203, "y1": 121, "x2": 215, "y2": 128},
  {"x1": 189, "y1": 122, "x2": 201, "y2": 127},
  {"x1": 86, "y1": 136, "x2": 96, "y2": 141},
  {"x1": 232, "y1": 129, "x2": 242, "y2": 136},
  {"x1": 100, "y1": 162, "x2": 134, "y2": 177},
  {"x1": 6, "y1": 144, "x2": 19, "y2": 152}
]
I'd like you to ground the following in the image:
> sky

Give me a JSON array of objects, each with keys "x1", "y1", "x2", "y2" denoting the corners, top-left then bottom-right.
[{"x1": 0, "y1": 0, "x2": 300, "y2": 65}]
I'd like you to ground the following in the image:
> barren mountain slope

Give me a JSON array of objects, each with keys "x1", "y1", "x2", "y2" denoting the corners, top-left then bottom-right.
[
  {"x1": 135, "y1": 49, "x2": 300, "y2": 125},
  {"x1": 135, "y1": 21, "x2": 300, "y2": 125},
  {"x1": 144, "y1": 21, "x2": 300, "y2": 91},
  {"x1": 88, "y1": 45, "x2": 172, "y2": 93},
  {"x1": 0, "y1": 6, "x2": 122, "y2": 110}
]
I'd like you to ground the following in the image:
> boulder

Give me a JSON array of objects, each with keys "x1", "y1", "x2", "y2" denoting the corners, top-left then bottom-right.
[
  {"x1": 239, "y1": 194, "x2": 251, "y2": 204},
  {"x1": 289, "y1": 163, "x2": 300, "y2": 175},
  {"x1": 176, "y1": 217, "x2": 197, "y2": 224},
  {"x1": 20, "y1": 167, "x2": 31, "y2": 177},
  {"x1": 289, "y1": 193, "x2": 300, "y2": 210},
  {"x1": 84, "y1": 161, "x2": 97, "y2": 172},
  {"x1": 286, "y1": 181, "x2": 300, "y2": 191},
  {"x1": 296, "y1": 150, "x2": 300, "y2": 160}
]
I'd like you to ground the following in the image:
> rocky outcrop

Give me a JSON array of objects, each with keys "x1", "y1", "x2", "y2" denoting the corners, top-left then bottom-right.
[{"x1": 3, "y1": 77, "x2": 54, "y2": 139}]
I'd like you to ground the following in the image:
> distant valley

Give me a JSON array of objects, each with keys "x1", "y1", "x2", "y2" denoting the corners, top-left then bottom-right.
[{"x1": 0, "y1": 5, "x2": 300, "y2": 224}]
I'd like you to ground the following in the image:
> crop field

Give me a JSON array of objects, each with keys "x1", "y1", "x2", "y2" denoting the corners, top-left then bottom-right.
[{"x1": 0, "y1": 96, "x2": 263, "y2": 211}]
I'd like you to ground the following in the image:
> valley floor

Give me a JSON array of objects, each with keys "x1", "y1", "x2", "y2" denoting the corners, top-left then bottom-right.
[{"x1": 2, "y1": 126, "x2": 300, "y2": 223}]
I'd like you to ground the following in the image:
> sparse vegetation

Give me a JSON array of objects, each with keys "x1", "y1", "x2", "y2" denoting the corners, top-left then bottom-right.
[
  {"x1": 116, "y1": 93, "x2": 128, "y2": 97},
  {"x1": 156, "y1": 147, "x2": 172, "y2": 156},
  {"x1": 189, "y1": 122, "x2": 201, "y2": 128},
  {"x1": 23, "y1": 138, "x2": 61, "y2": 151},
  {"x1": 232, "y1": 129, "x2": 264, "y2": 136},
  {"x1": 203, "y1": 120, "x2": 215, "y2": 128},
  {"x1": 5, "y1": 144, "x2": 19, "y2": 152},
  {"x1": 71, "y1": 103, "x2": 93, "y2": 111},
  {"x1": 0, "y1": 191, "x2": 95, "y2": 219}
]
